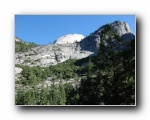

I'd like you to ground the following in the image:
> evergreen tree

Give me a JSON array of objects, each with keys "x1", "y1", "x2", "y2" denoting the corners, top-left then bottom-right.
[
  {"x1": 15, "y1": 87, "x2": 26, "y2": 105},
  {"x1": 39, "y1": 82, "x2": 49, "y2": 105},
  {"x1": 58, "y1": 80, "x2": 66, "y2": 105},
  {"x1": 95, "y1": 25, "x2": 135, "y2": 105},
  {"x1": 78, "y1": 57, "x2": 99, "y2": 105},
  {"x1": 50, "y1": 80, "x2": 59, "y2": 105},
  {"x1": 87, "y1": 58, "x2": 93, "y2": 79}
]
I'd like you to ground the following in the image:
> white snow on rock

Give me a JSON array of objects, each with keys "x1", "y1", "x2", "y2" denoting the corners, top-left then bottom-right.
[{"x1": 54, "y1": 34, "x2": 84, "y2": 44}]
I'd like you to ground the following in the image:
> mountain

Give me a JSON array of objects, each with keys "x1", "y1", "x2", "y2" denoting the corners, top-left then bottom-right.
[
  {"x1": 54, "y1": 34, "x2": 84, "y2": 44},
  {"x1": 80, "y1": 20, "x2": 135, "y2": 54},
  {"x1": 15, "y1": 20, "x2": 135, "y2": 67},
  {"x1": 15, "y1": 20, "x2": 135, "y2": 105}
]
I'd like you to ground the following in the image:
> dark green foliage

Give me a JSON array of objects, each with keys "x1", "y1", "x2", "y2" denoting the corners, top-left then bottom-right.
[
  {"x1": 64, "y1": 83, "x2": 79, "y2": 105},
  {"x1": 15, "y1": 38, "x2": 38, "y2": 52},
  {"x1": 78, "y1": 58, "x2": 97, "y2": 105},
  {"x1": 87, "y1": 58, "x2": 94, "y2": 79},
  {"x1": 58, "y1": 81, "x2": 66, "y2": 105},
  {"x1": 78, "y1": 25, "x2": 135, "y2": 105},
  {"x1": 17, "y1": 65, "x2": 45, "y2": 85},
  {"x1": 15, "y1": 83, "x2": 67, "y2": 105},
  {"x1": 49, "y1": 59, "x2": 84, "y2": 79},
  {"x1": 16, "y1": 59, "x2": 85, "y2": 88}
]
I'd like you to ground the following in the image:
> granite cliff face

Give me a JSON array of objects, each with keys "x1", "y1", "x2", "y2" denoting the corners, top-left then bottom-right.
[
  {"x1": 80, "y1": 20, "x2": 135, "y2": 54},
  {"x1": 15, "y1": 42, "x2": 93, "y2": 67},
  {"x1": 15, "y1": 20, "x2": 135, "y2": 67}
]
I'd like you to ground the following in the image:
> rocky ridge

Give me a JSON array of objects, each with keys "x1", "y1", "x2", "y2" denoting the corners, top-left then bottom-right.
[
  {"x1": 15, "y1": 20, "x2": 135, "y2": 67},
  {"x1": 80, "y1": 20, "x2": 135, "y2": 54}
]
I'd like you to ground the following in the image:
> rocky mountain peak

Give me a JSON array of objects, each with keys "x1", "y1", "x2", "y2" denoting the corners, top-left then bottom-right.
[
  {"x1": 80, "y1": 20, "x2": 134, "y2": 54},
  {"x1": 15, "y1": 20, "x2": 135, "y2": 67},
  {"x1": 110, "y1": 20, "x2": 132, "y2": 36},
  {"x1": 53, "y1": 34, "x2": 84, "y2": 44}
]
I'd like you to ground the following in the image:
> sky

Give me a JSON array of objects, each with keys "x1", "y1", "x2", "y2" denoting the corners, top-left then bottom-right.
[{"x1": 15, "y1": 15, "x2": 135, "y2": 45}]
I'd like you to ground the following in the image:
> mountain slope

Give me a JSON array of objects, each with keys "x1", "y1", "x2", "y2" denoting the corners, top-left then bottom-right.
[
  {"x1": 80, "y1": 20, "x2": 135, "y2": 54},
  {"x1": 15, "y1": 20, "x2": 135, "y2": 105},
  {"x1": 15, "y1": 20, "x2": 135, "y2": 67},
  {"x1": 15, "y1": 37, "x2": 38, "y2": 53}
]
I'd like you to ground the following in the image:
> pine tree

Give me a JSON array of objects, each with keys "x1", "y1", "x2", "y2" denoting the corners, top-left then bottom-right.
[
  {"x1": 58, "y1": 80, "x2": 66, "y2": 105},
  {"x1": 40, "y1": 82, "x2": 48, "y2": 105},
  {"x1": 87, "y1": 58, "x2": 93, "y2": 79},
  {"x1": 15, "y1": 87, "x2": 25, "y2": 105},
  {"x1": 78, "y1": 57, "x2": 98, "y2": 105},
  {"x1": 50, "y1": 80, "x2": 58, "y2": 105},
  {"x1": 95, "y1": 25, "x2": 135, "y2": 105}
]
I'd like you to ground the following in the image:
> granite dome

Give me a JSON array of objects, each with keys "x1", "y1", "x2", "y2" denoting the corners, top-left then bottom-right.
[{"x1": 54, "y1": 34, "x2": 84, "y2": 44}]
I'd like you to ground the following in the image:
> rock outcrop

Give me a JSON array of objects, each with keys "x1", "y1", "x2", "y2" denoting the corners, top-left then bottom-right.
[
  {"x1": 15, "y1": 67, "x2": 23, "y2": 81},
  {"x1": 54, "y1": 34, "x2": 84, "y2": 44},
  {"x1": 15, "y1": 42, "x2": 93, "y2": 67},
  {"x1": 15, "y1": 20, "x2": 135, "y2": 67},
  {"x1": 80, "y1": 20, "x2": 135, "y2": 54}
]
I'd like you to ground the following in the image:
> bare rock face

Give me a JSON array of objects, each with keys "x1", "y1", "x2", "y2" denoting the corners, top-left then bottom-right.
[
  {"x1": 111, "y1": 20, "x2": 132, "y2": 36},
  {"x1": 80, "y1": 20, "x2": 135, "y2": 54},
  {"x1": 54, "y1": 34, "x2": 84, "y2": 44},
  {"x1": 15, "y1": 67, "x2": 23, "y2": 81},
  {"x1": 15, "y1": 20, "x2": 135, "y2": 67},
  {"x1": 15, "y1": 43, "x2": 93, "y2": 67}
]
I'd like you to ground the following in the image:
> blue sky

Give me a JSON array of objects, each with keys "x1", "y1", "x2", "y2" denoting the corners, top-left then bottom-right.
[{"x1": 15, "y1": 15, "x2": 135, "y2": 45}]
